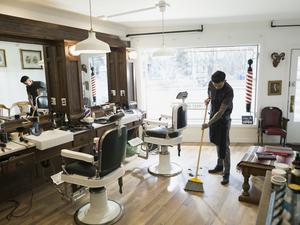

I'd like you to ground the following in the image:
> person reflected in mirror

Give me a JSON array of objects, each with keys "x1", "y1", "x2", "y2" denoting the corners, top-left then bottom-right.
[
  {"x1": 20, "y1": 75, "x2": 46, "y2": 116},
  {"x1": 201, "y1": 71, "x2": 234, "y2": 185}
]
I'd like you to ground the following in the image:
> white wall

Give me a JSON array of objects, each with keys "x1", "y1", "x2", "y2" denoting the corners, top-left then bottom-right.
[
  {"x1": 130, "y1": 21, "x2": 300, "y2": 144},
  {"x1": 0, "y1": 41, "x2": 46, "y2": 114}
]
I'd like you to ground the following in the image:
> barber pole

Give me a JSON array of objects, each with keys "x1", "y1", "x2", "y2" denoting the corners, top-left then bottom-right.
[
  {"x1": 245, "y1": 59, "x2": 253, "y2": 113},
  {"x1": 91, "y1": 66, "x2": 96, "y2": 104}
]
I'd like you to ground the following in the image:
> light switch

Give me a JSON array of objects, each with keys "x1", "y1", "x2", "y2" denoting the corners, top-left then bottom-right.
[
  {"x1": 111, "y1": 90, "x2": 116, "y2": 96},
  {"x1": 51, "y1": 97, "x2": 56, "y2": 105}
]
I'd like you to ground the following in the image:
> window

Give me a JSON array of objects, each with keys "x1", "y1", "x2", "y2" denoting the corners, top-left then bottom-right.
[
  {"x1": 139, "y1": 46, "x2": 258, "y2": 124},
  {"x1": 295, "y1": 57, "x2": 300, "y2": 122}
]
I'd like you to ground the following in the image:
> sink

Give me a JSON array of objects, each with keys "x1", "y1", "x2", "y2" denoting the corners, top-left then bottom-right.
[{"x1": 25, "y1": 129, "x2": 74, "y2": 150}]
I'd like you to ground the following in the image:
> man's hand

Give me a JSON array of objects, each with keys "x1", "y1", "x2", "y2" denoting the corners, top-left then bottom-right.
[
  {"x1": 204, "y1": 98, "x2": 211, "y2": 106},
  {"x1": 202, "y1": 123, "x2": 209, "y2": 130}
]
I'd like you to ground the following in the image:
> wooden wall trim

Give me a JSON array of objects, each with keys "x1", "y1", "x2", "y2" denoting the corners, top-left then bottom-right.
[{"x1": 0, "y1": 13, "x2": 129, "y2": 48}]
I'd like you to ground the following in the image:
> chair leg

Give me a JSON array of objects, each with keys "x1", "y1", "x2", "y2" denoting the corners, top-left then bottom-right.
[
  {"x1": 118, "y1": 177, "x2": 123, "y2": 194},
  {"x1": 177, "y1": 144, "x2": 181, "y2": 157},
  {"x1": 261, "y1": 133, "x2": 264, "y2": 146}
]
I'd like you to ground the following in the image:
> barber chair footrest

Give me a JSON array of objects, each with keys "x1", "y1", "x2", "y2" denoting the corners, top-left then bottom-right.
[
  {"x1": 148, "y1": 162, "x2": 182, "y2": 177},
  {"x1": 74, "y1": 200, "x2": 123, "y2": 225}
]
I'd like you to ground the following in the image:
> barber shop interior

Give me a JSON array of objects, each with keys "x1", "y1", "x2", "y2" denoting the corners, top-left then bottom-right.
[{"x1": 0, "y1": 1, "x2": 300, "y2": 225}]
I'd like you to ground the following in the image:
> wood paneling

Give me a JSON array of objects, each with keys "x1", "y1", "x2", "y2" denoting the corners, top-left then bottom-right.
[{"x1": 0, "y1": 14, "x2": 129, "y2": 48}]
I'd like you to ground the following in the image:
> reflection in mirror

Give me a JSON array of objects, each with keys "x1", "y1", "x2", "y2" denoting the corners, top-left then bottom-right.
[
  {"x1": 80, "y1": 54, "x2": 108, "y2": 107},
  {"x1": 0, "y1": 41, "x2": 48, "y2": 119}
]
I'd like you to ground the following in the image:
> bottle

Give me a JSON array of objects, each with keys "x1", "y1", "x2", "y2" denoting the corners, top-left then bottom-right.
[{"x1": 291, "y1": 153, "x2": 300, "y2": 185}]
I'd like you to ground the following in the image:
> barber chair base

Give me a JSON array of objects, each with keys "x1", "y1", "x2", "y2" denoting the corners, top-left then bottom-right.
[
  {"x1": 148, "y1": 146, "x2": 182, "y2": 177},
  {"x1": 75, "y1": 201, "x2": 123, "y2": 225},
  {"x1": 148, "y1": 162, "x2": 182, "y2": 177},
  {"x1": 74, "y1": 188, "x2": 123, "y2": 225}
]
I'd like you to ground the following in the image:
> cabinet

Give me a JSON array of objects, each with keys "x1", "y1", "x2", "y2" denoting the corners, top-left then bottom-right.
[{"x1": 107, "y1": 47, "x2": 135, "y2": 107}]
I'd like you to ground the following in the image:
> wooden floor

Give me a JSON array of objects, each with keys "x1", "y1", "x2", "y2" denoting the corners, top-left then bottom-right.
[{"x1": 0, "y1": 144, "x2": 258, "y2": 225}]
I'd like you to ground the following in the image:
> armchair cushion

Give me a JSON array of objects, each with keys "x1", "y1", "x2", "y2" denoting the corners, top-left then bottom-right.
[
  {"x1": 65, "y1": 161, "x2": 96, "y2": 177},
  {"x1": 145, "y1": 127, "x2": 179, "y2": 139},
  {"x1": 264, "y1": 127, "x2": 287, "y2": 137}
]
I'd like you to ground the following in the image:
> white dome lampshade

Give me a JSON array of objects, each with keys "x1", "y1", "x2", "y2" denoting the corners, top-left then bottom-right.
[{"x1": 75, "y1": 30, "x2": 111, "y2": 54}]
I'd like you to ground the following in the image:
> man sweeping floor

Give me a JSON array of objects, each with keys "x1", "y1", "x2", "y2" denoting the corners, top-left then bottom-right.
[{"x1": 202, "y1": 71, "x2": 234, "y2": 185}]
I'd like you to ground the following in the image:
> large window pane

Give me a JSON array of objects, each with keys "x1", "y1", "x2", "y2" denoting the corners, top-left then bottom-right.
[
  {"x1": 140, "y1": 46, "x2": 258, "y2": 124},
  {"x1": 294, "y1": 57, "x2": 300, "y2": 122}
]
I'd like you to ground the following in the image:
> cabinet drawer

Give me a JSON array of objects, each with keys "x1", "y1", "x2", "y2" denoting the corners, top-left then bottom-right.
[
  {"x1": 1, "y1": 152, "x2": 35, "y2": 174},
  {"x1": 73, "y1": 132, "x2": 93, "y2": 148}
]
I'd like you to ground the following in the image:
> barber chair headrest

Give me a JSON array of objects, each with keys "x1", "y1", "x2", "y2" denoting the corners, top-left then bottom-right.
[
  {"x1": 108, "y1": 112, "x2": 125, "y2": 123},
  {"x1": 176, "y1": 91, "x2": 188, "y2": 100}
]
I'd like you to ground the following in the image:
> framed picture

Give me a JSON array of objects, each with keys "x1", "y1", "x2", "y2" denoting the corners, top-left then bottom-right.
[
  {"x1": 0, "y1": 49, "x2": 7, "y2": 67},
  {"x1": 20, "y1": 49, "x2": 42, "y2": 69},
  {"x1": 268, "y1": 80, "x2": 282, "y2": 96}
]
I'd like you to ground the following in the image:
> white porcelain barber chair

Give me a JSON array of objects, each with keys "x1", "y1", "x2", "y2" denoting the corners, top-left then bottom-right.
[
  {"x1": 60, "y1": 113, "x2": 127, "y2": 225},
  {"x1": 143, "y1": 92, "x2": 188, "y2": 177}
]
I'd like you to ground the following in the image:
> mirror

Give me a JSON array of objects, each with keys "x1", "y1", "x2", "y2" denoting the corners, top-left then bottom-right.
[
  {"x1": 80, "y1": 54, "x2": 108, "y2": 107},
  {"x1": 0, "y1": 40, "x2": 48, "y2": 119}
]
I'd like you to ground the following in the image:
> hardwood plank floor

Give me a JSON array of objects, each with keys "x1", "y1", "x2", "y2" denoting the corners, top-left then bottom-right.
[{"x1": 0, "y1": 144, "x2": 258, "y2": 225}]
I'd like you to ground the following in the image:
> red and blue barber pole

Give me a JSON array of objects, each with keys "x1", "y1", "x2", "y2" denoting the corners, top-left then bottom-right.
[
  {"x1": 245, "y1": 59, "x2": 253, "y2": 113},
  {"x1": 91, "y1": 66, "x2": 96, "y2": 105}
]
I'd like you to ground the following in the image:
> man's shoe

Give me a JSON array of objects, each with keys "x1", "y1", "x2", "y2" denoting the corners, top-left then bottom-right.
[
  {"x1": 221, "y1": 175, "x2": 229, "y2": 185},
  {"x1": 208, "y1": 165, "x2": 223, "y2": 174}
]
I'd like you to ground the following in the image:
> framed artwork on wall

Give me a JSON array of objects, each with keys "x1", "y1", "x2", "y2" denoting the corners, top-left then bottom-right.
[
  {"x1": 20, "y1": 49, "x2": 42, "y2": 69},
  {"x1": 268, "y1": 80, "x2": 282, "y2": 96},
  {"x1": 0, "y1": 49, "x2": 7, "y2": 67}
]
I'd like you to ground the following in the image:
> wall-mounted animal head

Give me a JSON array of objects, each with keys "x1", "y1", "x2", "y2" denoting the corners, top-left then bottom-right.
[{"x1": 271, "y1": 52, "x2": 285, "y2": 67}]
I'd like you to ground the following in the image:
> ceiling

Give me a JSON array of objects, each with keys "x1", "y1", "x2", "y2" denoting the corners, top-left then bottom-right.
[{"x1": 11, "y1": 0, "x2": 300, "y2": 28}]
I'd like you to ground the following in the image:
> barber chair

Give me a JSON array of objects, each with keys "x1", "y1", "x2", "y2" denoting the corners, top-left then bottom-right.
[
  {"x1": 142, "y1": 91, "x2": 188, "y2": 176},
  {"x1": 258, "y1": 106, "x2": 289, "y2": 146},
  {"x1": 10, "y1": 101, "x2": 31, "y2": 116},
  {"x1": 35, "y1": 95, "x2": 49, "y2": 115},
  {"x1": 60, "y1": 112, "x2": 127, "y2": 225}
]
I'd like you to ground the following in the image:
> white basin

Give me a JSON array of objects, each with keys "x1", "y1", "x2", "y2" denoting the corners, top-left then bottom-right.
[{"x1": 25, "y1": 129, "x2": 74, "y2": 150}]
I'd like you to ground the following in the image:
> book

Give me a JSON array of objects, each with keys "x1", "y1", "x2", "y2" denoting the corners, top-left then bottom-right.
[
  {"x1": 264, "y1": 145, "x2": 293, "y2": 156},
  {"x1": 256, "y1": 152, "x2": 277, "y2": 160}
]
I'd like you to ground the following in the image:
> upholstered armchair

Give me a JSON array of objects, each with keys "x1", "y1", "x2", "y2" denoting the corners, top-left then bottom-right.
[{"x1": 258, "y1": 107, "x2": 289, "y2": 146}]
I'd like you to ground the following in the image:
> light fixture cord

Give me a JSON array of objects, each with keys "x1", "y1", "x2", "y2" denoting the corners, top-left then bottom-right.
[
  {"x1": 162, "y1": 10, "x2": 165, "y2": 47},
  {"x1": 89, "y1": 0, "x2": 93, "y2": 31}
]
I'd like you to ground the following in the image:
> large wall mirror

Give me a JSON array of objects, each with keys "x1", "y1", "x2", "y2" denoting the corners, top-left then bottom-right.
[
  {"x1": 0, "y1": 40, "x2": 48, "y2": 119},
  {"x1": 80, "y1": 54, "x2": 108, "y2": 107}
]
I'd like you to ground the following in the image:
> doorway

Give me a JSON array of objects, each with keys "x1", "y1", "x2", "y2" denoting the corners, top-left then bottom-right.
[{"x1": 287, "y1": 49, "x2": 300, "y2": 143}]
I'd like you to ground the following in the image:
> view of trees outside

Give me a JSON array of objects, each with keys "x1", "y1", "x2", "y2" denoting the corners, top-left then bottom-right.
[
  {"x1": 295, "y1": 57, "x2": 300, "y2": 122},
  {"x1": 140, "y1": 46, "x2": 258, "y2": 124},
  {"x1": 89, "y1": 55, "x2": 108, "y2": 105}
]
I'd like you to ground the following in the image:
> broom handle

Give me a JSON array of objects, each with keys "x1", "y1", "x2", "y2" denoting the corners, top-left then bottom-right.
[{"x1": 195, "y1": 104, "x2": 208, "y2": 178}]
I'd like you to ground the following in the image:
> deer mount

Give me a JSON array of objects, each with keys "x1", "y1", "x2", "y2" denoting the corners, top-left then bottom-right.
[{"x1": 271, "y1": 52, "x2": 285, "y2": 67}]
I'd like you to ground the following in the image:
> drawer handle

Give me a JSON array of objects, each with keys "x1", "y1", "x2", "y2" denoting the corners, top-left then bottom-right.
[{"x1": 16, "y1": 161, "x2": 24, "y2": 167}]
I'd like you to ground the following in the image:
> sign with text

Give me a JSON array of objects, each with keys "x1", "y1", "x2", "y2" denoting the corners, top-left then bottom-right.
[{"x1": 242, "y1": 115, "x2": 253, "y2": 125}]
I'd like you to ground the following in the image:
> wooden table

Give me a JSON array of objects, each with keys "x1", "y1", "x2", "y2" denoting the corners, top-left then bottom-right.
[{"x1": 237, "y1": 146, "x2": 293, "y2": 204}]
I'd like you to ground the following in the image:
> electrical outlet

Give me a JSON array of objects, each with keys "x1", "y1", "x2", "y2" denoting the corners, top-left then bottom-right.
[
  {"x1": 120, "y1": 90, "x2": 126, "y2": 96},
  {"x1": 111, "y1": 90, "x2": 116, "y2": 96},
  {"x1": 61, "y1": 98, "x2": 67, "y2": 106}
]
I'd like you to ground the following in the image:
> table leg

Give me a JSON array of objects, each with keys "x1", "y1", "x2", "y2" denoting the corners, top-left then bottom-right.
[
  {"x1": 238, "y1": 169, "x2": 257, "y2": 203},
  {"x1": 242, "y1": 171, "x2": 250, "y2": 197}
]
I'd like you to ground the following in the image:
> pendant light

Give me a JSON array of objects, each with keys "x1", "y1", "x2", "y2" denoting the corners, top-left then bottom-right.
[
  {"x1": 153, "y1": 0, "x2": 174, "y2": 57},
  {"x1": 74, "y1": 0, "x2": 111, "y2": 54}
]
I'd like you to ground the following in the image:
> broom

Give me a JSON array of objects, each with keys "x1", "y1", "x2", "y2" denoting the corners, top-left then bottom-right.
[{"x1": 184, "y1": 103, "x2": 208, "y2": 192}]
